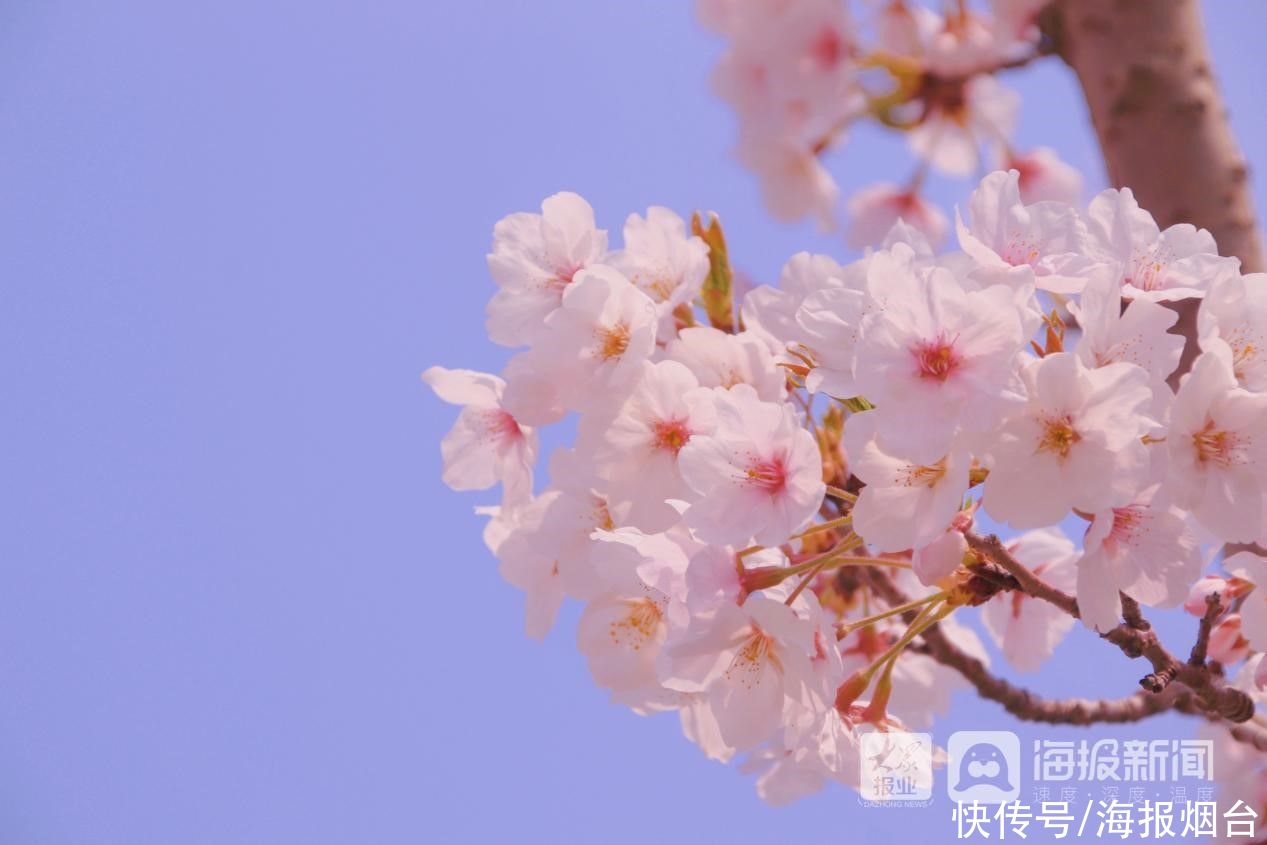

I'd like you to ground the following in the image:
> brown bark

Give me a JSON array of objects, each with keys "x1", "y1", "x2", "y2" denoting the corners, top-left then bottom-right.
[
  {"x1": 1043, "y1": 0, "x2": 1263, "y2": 272},
  {"x1": 1043, "y1": 0, "x2": 1264, "y2": 381}
]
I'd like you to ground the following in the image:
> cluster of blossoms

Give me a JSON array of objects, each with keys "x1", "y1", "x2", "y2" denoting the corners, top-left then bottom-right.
[
  {"x1": 699, "y1": 0, "x2": 1081, "y2": 245},
  {"x1": 426, "y1": 171, "x2": 1267, "y2": 807}
]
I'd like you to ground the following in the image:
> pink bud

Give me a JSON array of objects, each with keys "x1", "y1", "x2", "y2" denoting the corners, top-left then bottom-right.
[
  {"x1": 1255, "y1": 655, "x2": 1267, "y2": 692},
  {"x1": 1184, "y1": 575, "x2": 1228, "y2": 616},
  {"x1": 1207, "y1": 614, "x2": 1250, "y2": 664}
]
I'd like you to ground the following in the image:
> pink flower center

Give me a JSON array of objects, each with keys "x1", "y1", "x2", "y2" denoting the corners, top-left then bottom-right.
[
  {"x1": 1126, "y1": 246, "x2": 1174, "y2": 292},
  {"x1": 1002, "y1": 233, "x2": 1042, "y2": 267},
  {"x1": 808, "y1": 25, "x2": 845, "y2": 71},
  {"x1": 652, "y1": 418, "x2": 691, "y2": 454},
  {"x1": 481, "y1": 409, "x2": 523, "y2": 443},
  {"x1": 550, "y1": 263, "x2": 583, "y2": 291},
  {"x1": 1103, "y1": 505, "x2": 1146, "y2": 553},
  {"x1": 745, "y1": 456, "x2": 788, "y2": 495},
  {"x1": 911, "y1": 335, "x2": 961, "y2": 382}
]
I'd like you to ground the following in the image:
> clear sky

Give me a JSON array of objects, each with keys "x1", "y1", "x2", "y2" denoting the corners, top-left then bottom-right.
[{"x1": 2, "y1": 2, "x2": 1266, "y2": 843}]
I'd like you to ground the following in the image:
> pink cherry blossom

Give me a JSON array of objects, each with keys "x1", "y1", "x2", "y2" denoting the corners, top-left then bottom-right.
[
  {"x1": 909, "y1": 75, "x2": 1018, "y2": 177},
  {"x1": 853, "y1": 259, "x2": 1026, "y2": 461},
  {"x1": 1166, "y1": 344, "x2": 1267, "y2": 542},
  {"x1": 486, "y1": 192, "x2": 607, "y2": 347},
  {"x1": 502, "y1": 265, "x2": 657, "y2": 425},
  {"x1": 999, "y1": 146, "x2": 1083, "y2": 205},
  {"x1": 912, "y1": 528, "x2": 969, "y2": 586},
  {"x1": 795, "y1": 285, "x2": 868, "y2": 398},
  {"x1": 579, "y1": 360, "x2": 717, "y2": 531},
  {"x1": 665, "y1": 326, "x2": 786, "y2": 402},
  {"x1": 845, "y1": 183, "x2": 947, "y2": 250},
  {"x1": 956, "y1": 169, "x2": 1095, "y2": 294},
  {"x1": 984, "y1": 353, "x2": 1154, "y2": 529},
  {"x1": 1225, "y1": 551, "x2": 1267, "y2": 652},
  {"x1": 844, "y1": 409, "x2": 969, "y2": 553},
  {"x1": 1084, "y1": 187, "x2": 1241, "y2": 302},
  {"x1": 1070, "y1": 272, "x2": 1184, "y2": 384},
  {"x1": 1198, "y1": 271, "x2": 1267, "y2": 392},
  {"x1": 422, "y1": 366, "x2": 537, "y2": 502},
  {"x1": 1075, "y1": 492, "x2": 1202, "y2": 633},
  {"x1": 981, "y1": 529, "x2": 1078, "y2": 670},
  {"x1": 661, "y1": 594, "x2": 820, "y2": 751},
  {"x1": 678, "y1": 384, "x2": 825, "y2": 546},
  {"x1": 609, "y1": 207, "x2": 710, "y2": 328}
]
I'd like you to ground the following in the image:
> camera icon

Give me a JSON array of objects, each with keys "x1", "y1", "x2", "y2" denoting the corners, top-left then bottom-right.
[{"x1": 947, "y1": 730, "x2": 1021, "y2": 803}]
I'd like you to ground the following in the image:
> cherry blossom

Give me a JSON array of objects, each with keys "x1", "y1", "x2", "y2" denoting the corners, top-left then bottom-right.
[
  {"x1": 1166, "y1": 344, "x2": 1267, "y2": 542},
  {"x1": 956, "y1": 169, "x2": 1094, "y2": 294},
  {"x1": 1075, "y1": 492, "x2": 1202, "y2": 633},
  {"x1": 998, "y1": 146, "x2": 1083, "y2": 205},
  {"x1": 1225, "y1": 551, "x2": 1267, "y2": 652},
  {"x1": 909, "y1": 75, "x2": 1019, "y2": 177},
  {"x1": 843, "y1": 409, "x2": 969, "y2": 553},
  {"x1": 486, "y1": 192, "x2": 607, "y2": 347},
  {"x1": 845, "y1": 183, "x2": 947, "y2": 250},
  {"x1": 1084, "y1": 187, "x2": 1241, "y2": 302},
  {"x1": 1070, "y1": 272, "x2": 1184, "y2": 384},
  {"x1": 579, "y1": 360, "x2": 717, "y2": 531},
  {"x1": 853, "y1": 257, "x2": 1027, "y2": 460},
  {"x1": 678, "y1": 384, "x2": 825, "y2": 546},
  {"x1": 661, "y1": 594, "x2": 821, "y2": 751},
  {"x1": 983, "y1": 353, "x2": 1154, "y2": 529},
  {"x1": 609, "y1": 207, "x2": 710, "y2": 329},
  {"x1": 421, "y1": 366, "x2": 537, "y2": 502},
  {"x1": 1198, "y1": 271, "x2": 1267, "y2": 392},
  {"x1": 502, "y1": 265, "x2": 658, "y2": 425},
  {"x1": 665, "y1": 326, "x2": 786, "y2": 402},
  {"x1": 434, "y1": 169, "x2": 1267, "y2": 806},
  {"x1": 981, "y1": 529, "x2": 1078, "y2": 670}
]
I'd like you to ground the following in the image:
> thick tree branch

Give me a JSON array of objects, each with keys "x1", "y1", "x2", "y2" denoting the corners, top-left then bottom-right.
[
  {"x1": 1043, "y1": 0, "x2": 1263, "y2": 272},
  {"x1": 1043, "y1": 0, "x2": 1264, "y2": 382}
]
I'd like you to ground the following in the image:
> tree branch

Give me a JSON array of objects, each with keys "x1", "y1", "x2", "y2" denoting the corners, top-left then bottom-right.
[
  {"x1": 962, "y1": 530, "x2": 1255, "y2": 723},
  {"x1": 1043, "y1": 0, "x2": 1264, "y2": 384},
  {"x1": 1043, "y1": 0, "x2": 1263, "y2": 273}
]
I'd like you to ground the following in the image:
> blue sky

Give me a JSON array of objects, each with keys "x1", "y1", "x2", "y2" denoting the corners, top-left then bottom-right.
[{"x1": 2, "y1": 2, "x2": 1265, "y2": 842}]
